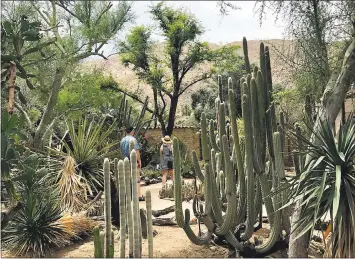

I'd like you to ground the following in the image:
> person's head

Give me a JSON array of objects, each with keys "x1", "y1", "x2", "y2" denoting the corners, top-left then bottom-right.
[
  {"x1": 126, "y1": 126, "x2": 135, "y2": 136},
  {"x1": 161, "y1": 135, "x2": 172, "y2": 145}
]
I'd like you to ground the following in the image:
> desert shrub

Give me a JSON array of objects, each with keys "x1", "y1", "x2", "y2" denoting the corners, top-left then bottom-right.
[
  {"x1": 141, "y1": 168, "x2": 161, "y2": 179},
  {"x1": 138, "y1": 136, "x2": 160, "y2": 168},
  {"x1": 174, "y1": 137, "x2": 194, "y2": 178}
]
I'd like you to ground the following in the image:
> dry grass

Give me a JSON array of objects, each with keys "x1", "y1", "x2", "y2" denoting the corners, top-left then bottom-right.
[
  {"x1": 58, "y1": 213, "x2": 99, "y2": 240},
  {"x1": 57, "y1": 156, "x2": 88, "y2": 213}
]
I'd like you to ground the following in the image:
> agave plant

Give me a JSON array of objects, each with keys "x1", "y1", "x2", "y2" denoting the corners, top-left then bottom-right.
[
  {"x1": 1, "y1": 192, "x2": 69, "y2": 257},
  {"x1": 49, "y1": 117, "x2": 121, "y2": 205},
  {"x1": 282, "y1": 115, "x2": 355, "y2": 257},
  {"x1": 2, "y1": 152, "x2": 68, "y2": 257}
]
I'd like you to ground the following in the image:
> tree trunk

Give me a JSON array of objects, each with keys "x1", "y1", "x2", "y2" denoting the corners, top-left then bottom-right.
[
  {"x1": 288, "y1": 36, "x2": 355, "y2": 258},
  {"x1": 7, "y1": 63, "x2": 16, "y2": 115},
  {"x1": 165, "y1": 96, "x2": 178, "y2": 136},
  {"x1": 33, "y1": 67, "x2": 65, "y2": 149}
]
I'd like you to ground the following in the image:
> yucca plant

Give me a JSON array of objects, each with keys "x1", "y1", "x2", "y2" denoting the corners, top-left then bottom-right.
[
  {"x1": 281, "y1": 115, "x2": 355, "y2": 257},
  {"x1": 49, "y1": 117, "x2": 121, "y2": 200},
  {"x1": 1, "y1": 193, "x2": 69, "y2": 257},
  {"x1": 2, "y1": 153, "x2": 68, "y2": 257}
]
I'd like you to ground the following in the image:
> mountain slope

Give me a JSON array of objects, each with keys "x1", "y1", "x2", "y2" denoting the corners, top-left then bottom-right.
[{"x1": 81, "y1": 39, "x2": 294, "y2": 118}]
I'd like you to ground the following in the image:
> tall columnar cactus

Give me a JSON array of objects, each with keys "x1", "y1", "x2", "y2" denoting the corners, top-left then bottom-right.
[
  {"x1": 103, "y1": 158, "x2": 113, "y2": 258},
  {"x1": 146, "y1": 190, "x2": 153, "y2": 258},
  {"x1": 94, "y1": 155, "x2": 154, "y2": 258},
  {"x1": 117, "y1": 160, "x2": 126, "y2": 258},
  {"x1": 174, "y1": 37, "x2": 291, "y2": 256},
  {"x1": 130, "y1": 149, "x2": 141, "y2": 258}
]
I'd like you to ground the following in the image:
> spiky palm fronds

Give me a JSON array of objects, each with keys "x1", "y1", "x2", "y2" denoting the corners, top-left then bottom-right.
[{"x1": 282, "y1": 116, "x2": 355, "y2": 257}]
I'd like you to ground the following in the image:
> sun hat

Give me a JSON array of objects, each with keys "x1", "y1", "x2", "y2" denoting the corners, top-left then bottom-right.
[{"x1": 162, "y1": 135, "x2": 172, "y2": 144}]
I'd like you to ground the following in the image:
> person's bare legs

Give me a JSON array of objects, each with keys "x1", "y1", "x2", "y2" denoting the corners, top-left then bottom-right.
[
  {"x1": 162, "y1": 169, "x2": 168, "y2": 185},
  {"x1": 169, "y1": 169, "x2": 174, "y2": 183}
]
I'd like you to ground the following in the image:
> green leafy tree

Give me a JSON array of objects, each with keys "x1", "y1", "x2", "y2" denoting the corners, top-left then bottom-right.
[
  {"x1": 119, "y1": 2, "x2": 239, "y2": 136},
  {"x1": 1, "y1": 14, "x2": 56, "y2": 114},
  {"x1": 1, "y1": 1, "x2": 133, "y2": 149}
]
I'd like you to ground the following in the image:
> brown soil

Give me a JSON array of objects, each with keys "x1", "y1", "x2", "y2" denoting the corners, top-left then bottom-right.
[{"x1": 1, "y1": 181, "x2": 228, "y2": 258}]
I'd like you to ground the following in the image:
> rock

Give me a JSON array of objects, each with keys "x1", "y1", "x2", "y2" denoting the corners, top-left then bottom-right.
[{"x1": 210, "y1": 246, "x2": 217, "y2": 251}]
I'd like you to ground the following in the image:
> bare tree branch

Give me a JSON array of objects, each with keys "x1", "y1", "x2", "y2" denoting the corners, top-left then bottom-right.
[{"x1": 178, "y1": 74, "x2": 211, "y2": 97}]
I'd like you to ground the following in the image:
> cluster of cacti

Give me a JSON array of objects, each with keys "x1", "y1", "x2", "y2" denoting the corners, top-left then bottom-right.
[
  {"x1": 93, "y1": 144, "x2": 154, "y2": 258},
  {"x1": 173, "y1": 37, "x2": 291, "y2": 255},
  {"x1": 115, "y1": 93, "x2": 152, "y2": 139}
]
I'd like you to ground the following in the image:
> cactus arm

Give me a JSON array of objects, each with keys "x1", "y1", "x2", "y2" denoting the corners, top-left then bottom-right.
[
  {"x1": 256, "y1": 71, "x2": 267, "y2": 163},
  {"x1": 118, "y1": 160, "x2": 126, "y2": 258},
  {"x1": 192, "y1": 151, "x2": 204, "y2": 183},
  {"x1": 250, "y1": 78, "x2": 264, "y2": 174},
  {"x1": 209, "y1": 120, "x2": 220, "y2": 152},
  {"x1": 259, "y1": 168, "x2": 274, "y2": 225},
  {"x1": 225, "y1": 231, "x2": 244, "y2": 251},
  {"x1": 173, "y1": 137, "x2": 185, "y2": 227},
  {"x1": 146, "y1": 191, "x2": 153, "y2": 258},
  {"x1": 103, "y1": 158, "x2": 112, "y2": 258},
  {"x1": 253, "y1": 177, "x2": 262, "y2": 223},
  {"x1": 93, "y1": 226, "x2": 103, "y2": 258},
  {"x1": 255, "y1": 133, "x2": 282, "y2": 254},
  {"x1": 130, "y1": 150, "x2": 140, "y2": 258},
  {"x1": 218, "y1": 103, "x2": 227, "y2": 171},
  {"x1": 219, "y1": 171, "x2": 226, "y2": 201},
  {"x1": 124, "y1": 158, "x2": 134, "y2": 257},
  {"x1": 253, "y1": 65, "x2": 258, "y2": 79},
  {"x1": 218, "y1": 75, "x2": 224, "y2": 102},
  {"x1": 243, "y1": 37, "x2": 251, "y2": 74},
  {"x1": 200, "y1": 113, "x2": 210, "y2": 162},
  {"x1": 183, "y1": 209, "x2": 212, "y2": 245},
  {"x1": 210, "y1": 148, "x2": 217, "y2": 177},
  {"x1": 240, "y1": 93, "x2": 255, "y2": 241},
  {"x1": 273, "y1": 132, "x2": 291, "y2": 234},
  {"x1": 228, "y1": 88, "x2": 246, "y2": 225}
]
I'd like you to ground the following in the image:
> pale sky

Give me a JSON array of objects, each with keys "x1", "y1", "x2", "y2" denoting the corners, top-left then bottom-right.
[{"x1": 101, "y1": 1, "x2": 286, "y2": 56}]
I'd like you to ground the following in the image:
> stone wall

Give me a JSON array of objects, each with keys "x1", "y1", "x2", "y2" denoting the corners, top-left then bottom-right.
[{"x1": 144, "y1": 127, "x2": 201, "y2": 158}]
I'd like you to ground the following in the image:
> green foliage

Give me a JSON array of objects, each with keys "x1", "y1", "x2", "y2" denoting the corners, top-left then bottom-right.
[
  {"x1": 281, "y1": 117, "x2": 355, "y2": 257},
  {"x1": 1, "y1": 111, "x2": 27, "y2": 201},
  {"x1": 56, "y1": 71, "x2": 123, "y2": 120},
  {"x1": 1, "y1": 14, "x2": 56, "y2": 103},
  {"x1": 49, "y1": 117, "x2": 121, "y2": 193},
  {"x1": 191, "y1": 85, "x2": 218, "y2": 122},
  {"x1": 2, "y1": 151, "x2": 65, "y2": 257},
  {"x1": 2, "y1": 192, "x2": 66, "y2": 257},
  {"x1": 174, "y1": 137, "x2": 194, "y2": 177}
]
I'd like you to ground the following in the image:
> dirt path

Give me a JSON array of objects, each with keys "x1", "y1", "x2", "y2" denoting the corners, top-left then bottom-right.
[{"x1": 2, "y1": 181, "x2": 228, "y2": 258}]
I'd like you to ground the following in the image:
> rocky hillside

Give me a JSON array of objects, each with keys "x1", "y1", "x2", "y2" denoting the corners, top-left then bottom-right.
[{"x1": 81, "y1": 39, "x2": 294, "y2": 118}]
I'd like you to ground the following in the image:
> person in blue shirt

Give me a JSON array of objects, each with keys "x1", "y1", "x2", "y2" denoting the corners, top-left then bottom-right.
[{"x1": 120, "y1": 126, "x2": 144, "y2": 201}]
